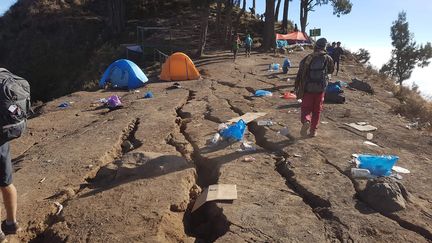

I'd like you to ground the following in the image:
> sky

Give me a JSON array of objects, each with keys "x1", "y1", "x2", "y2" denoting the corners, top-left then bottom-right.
[{"x1": 1, "y1": 0, "x2": 431, "y2": 96}]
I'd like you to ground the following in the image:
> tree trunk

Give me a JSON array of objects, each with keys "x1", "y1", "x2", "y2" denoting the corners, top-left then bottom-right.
[
  {"x1": 251, "y1": 0, "x2": 256, "y2": 15},
  {"x1": 275, "y1": 0, "x2": 282, "y2": 22},
  {"x1": 198, "y1": 4, "x2": 211, "y2": 57},
  {"x1": 233, "y1": 0, "x2": 246, "y2": 35},
  {"x1": 216, "y1": 1, "x2": 222, "y2": 34},
  {"x1": 223, "y1": 0, "x2": 234, "y2": 44},
  {"x1": 107, "y1": 0, "x2": 125, "y2": 34},
  {"x1": 282, "y1": 0, "x2": 290, "y2": 33},
  {"x1": 263, "y1": 0, "x2": 275, "y2": 50},
  {"x1": 300, "y1": 0, "x2": 308, "y2": 33}
]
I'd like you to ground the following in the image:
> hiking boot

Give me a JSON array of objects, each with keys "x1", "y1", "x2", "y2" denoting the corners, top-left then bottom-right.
[
  {"x1": 1, "y1": 221, "x2": 21, "y2": 235},
  {"x1": 0, "y1": 230, "x2": 6, "y2": 243},
  {"x1": 310, "y1": 130, "x2": 318, "y2": 137},
  {"x1": 300, "y1": 122, "x2": 310, "y2": 137}
]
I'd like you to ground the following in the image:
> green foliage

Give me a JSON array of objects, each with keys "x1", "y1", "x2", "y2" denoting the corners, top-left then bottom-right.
[
  {"x1": 380, "y1": 12, "x2": 432, "y2": 85},
  {"x1": 314, "y1": 0, "x2": 352, "y2": 16},
  {"x1": 355, "y1": 48, "x2": 371, "y2": 64}
]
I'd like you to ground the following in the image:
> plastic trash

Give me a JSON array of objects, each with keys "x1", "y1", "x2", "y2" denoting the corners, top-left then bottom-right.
[
  {"x1": 282, "y1": 92, "x2": 297, "y2": 99},
  {"x1": 238, "y1": 141, "x2": 256, "y2": 152},
  {"x1": 243, "y1": 156, "x2": 256, "y2": 162},
  {"x1": 255, "y1": 90, "x2": 272, "y2": 97},
  {"x1": 257, "y1": 120, "x2": 273, "y2": 126},
  {"x1": 351, "y1": 168, "x2": 374, "y2": 179},
  {"x1": 211, "y1": 133, "x2": 221, "y2": 144},
  {"x1": 278, "y1": 127, "x2": 289, "y2": 136},
  {"x1": 144, "y1": 91, "x2": 154, "y2": 98},
  {"x1": 58, "y1": 102, "x2": 69, "y2": 108},
  {"x1": 220, "y1": 119, "x2": 246, "y2": 141},
  {"x1": 218, "y1": 123, "x2": 228, "y2": 131},
  {"x1": 107, "y1": 95, "x2": 122, "y2": 109},
  {"x1": 366, "y1": 133, "x2": 373, "y2": 140},
  {"x1": 269, "y1": 63, "x2": 280, "y2": 71},
  {"x1": 358, "y1": 154, "x2": 399, "y2": 176}
]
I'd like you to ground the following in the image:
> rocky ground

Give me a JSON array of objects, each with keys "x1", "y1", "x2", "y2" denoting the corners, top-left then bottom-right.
[{"x1": 3, "y1": 49, "x2": 432, "y2": 242}]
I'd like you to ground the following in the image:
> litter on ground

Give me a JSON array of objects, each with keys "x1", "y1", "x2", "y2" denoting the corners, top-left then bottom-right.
[
  {"x1": 345, "y1": 122, "x2": 377, "y2": 132},
  {"x1": 192, "y1": 184, "x2": 237, "y2": 212},
  {"x1": 226, "y1": 112, "x2": 267, "y2": 124}
]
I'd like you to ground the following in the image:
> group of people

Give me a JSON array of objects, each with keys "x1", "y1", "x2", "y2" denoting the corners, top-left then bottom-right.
[
  {"x1": 232, "y1": 34, "x2": 254, "y2": 60},
  {"x1": 326, "y1": 41, "x2": 344, "y2": 76}
]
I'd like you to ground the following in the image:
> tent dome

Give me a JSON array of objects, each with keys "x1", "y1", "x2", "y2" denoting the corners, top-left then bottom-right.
[
  {"x1": 160, "y1": 52, "x2": 200, "y2": 81},
  {"x1": 99, "y1": 59, "x2": 148, "y2": 89}
]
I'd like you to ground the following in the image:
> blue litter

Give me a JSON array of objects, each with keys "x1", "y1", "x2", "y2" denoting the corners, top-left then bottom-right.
[
  {"x1": 269, "y1": 63, "x2": 280, "y2": 71},
  {"x1": 358, "y1": 155, "x2": 399, "y2": 176},
  {"x1": 144, "y1": 91, "x2": 154, "y2": 98},
  {"x1": 58, "y1": 102, "x2": 69, "y2": 108},
  {"x1": 326, "y1": 82, "x2": 342, "y2": 94},
  {"x1": 220, "y1": 119, "x2": 246, "y2": 141},
  {"x1": 255, "y1": 90, "x2": 272, "y2": 97}
]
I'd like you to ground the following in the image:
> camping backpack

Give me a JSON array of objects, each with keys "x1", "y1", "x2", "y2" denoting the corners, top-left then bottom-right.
[
  {"x1": 0, "y1": 68, "x2": 31, "y2": 142},
  {"x1": 305, "y1": 54, "x2": 329, "y2": 93}
]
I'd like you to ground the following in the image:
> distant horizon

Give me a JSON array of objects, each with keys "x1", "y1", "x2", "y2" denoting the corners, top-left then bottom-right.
[{"x1": 1, "y1": 0, "x2": 431, "y2": 97}]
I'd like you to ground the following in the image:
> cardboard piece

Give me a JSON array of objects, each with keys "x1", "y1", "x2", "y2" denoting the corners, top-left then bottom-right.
[
  {"x1": 392, "y1": 165, "x2": 410, "y2": 174},
  {"x1": 227, "y1": 112, "x2": 267, "y2": 124},
  {"x1": 345, "y1": 122, "x2": 377, "y2": 132},
  {"x1": 192, "y1": 184, "x2": 237, "y2": 212}
]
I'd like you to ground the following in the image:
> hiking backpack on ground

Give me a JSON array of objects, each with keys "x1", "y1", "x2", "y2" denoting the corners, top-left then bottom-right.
[
  {"x1": 305, "y1": 54, "x2": 328, "y2": 93},
  {"x1": 0, "y1": 68, "x2": 31, "y2": 142}
]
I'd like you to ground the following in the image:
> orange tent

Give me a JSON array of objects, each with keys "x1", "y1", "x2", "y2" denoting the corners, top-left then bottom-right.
[
  {"x1": 276, "y1": 31, "x2": 310, "y2": 43},
  {"x1": 160, "y1": 52, "x2": 200, "y2": 81}
]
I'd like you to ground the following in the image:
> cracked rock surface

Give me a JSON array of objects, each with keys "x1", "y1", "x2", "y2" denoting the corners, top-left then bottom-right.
[{"x1": 8, "y1": 51, "x2": 432, "y2": 242}]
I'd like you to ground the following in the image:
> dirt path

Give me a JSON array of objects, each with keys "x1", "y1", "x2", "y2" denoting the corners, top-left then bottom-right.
[{"x1": 6, "y1": 50, "x2": 432, "y2": 242}]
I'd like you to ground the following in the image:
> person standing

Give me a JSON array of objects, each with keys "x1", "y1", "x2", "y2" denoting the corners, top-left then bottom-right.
[
  {"x1": 232, "y1": 34, "x2": 241, "y2": 61},
  {"x1": 244, "y1": 34, "x2": 253, "y2": 57},
  {"x1": 327, "y1": 42, "x2": 336, "y2": 59},
  {"x1": 0, "y1": 69, "x2": 27, "y2": 242},
  {"x1": 333, "y1": 41, "x2": 344, "y2": 75},
  {"x1": 294, "y1": 38, "x2": 334, "y2": 137}
]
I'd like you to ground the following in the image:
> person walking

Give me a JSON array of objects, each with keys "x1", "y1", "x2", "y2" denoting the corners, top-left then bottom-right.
[
  {"x1": 244, "y1": 34, "x2": 253, "y2": 57},
  {"x1": 327, "y1": 42, "x2": 336, "y2": 59},
  {"x1": 232, "y1": 34, "x2": 241, "y2": 61},
  {"x1": 333, "y1": 41, "x2": 343, "y2": 75},
  {"x1": 294, "y1": 38, "x2": 334, "y2": 137}
]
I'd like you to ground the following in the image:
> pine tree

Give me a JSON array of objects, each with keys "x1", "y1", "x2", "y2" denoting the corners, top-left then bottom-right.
[{"x1": 380, "y1": 12, "x2": 432, "y2": 85}]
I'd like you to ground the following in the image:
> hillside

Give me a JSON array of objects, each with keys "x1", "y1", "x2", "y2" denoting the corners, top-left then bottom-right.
[
  {"x1": 0, "y1": 0, "x2": 268, "y2": 102},
  {"x1": 4, "y1": 48, "x2": 431, "y2": 242}
]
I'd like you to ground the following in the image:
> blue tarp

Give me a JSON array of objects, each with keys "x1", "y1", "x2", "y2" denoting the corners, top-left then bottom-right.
[
  {"x1": 276, "y1": 40, "x2": 288, "y2": 49},
  {"x1": 99, "y1": 59, "x2": 148, "y2": 89}
]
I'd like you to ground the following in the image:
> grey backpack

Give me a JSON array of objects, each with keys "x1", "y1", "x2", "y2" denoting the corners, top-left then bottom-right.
[
  {"x1": 0, "y1": 68, "x2": 31, "y2": 142},
  {"x1": 305, "y1": 54, "x2": 329, "y2": 93}
]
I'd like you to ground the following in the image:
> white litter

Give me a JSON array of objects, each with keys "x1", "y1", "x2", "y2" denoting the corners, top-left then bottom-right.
[
  {"x1": 363, "y1": 141, "x2": 379, "y2": 147},
  {"x1": 392, "y1": 165, "x2": 410, "y2": 174},
  {"x1": 54, "y1": 202, "x2": 64, "y2": 215}
]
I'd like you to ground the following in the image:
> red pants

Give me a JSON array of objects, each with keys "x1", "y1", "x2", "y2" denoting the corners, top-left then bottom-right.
[{"x1": 301, "y1": 92, "x2": 325, "y2": 132}]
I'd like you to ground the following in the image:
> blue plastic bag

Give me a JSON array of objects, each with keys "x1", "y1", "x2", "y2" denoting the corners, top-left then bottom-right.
[
  {"x1": 255, "y1": 90, "x2": 272, "y2": 97},
  {"x1": 220, "y1": 119, "x2": 246, "y2": 141},
  {"x1": 326, "y1": 82, "x2": 342, "y2": 94},
  {"x1": 144, "y1": 91, "x2": 154, "y2": 98},
  {"x1": 358, "y1": 155, "x2": 399, "y2": 176}
]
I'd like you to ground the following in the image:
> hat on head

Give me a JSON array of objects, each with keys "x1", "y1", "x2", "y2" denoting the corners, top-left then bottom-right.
[{"x1": 315, "y1": 38, "x2": 327, "y2": 49}]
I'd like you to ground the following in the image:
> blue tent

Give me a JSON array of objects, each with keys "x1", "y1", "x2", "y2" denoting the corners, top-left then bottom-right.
[{"x1": 99, "y1": 59, "x2": 148, "y2": 89}]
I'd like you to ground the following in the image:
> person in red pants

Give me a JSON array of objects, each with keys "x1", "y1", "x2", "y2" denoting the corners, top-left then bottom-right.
[{"x1": 294, "y1": 38, "x2": 334, "y2": 137}]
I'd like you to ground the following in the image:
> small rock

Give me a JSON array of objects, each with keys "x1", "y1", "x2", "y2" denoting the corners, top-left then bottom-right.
[{"x1": 170, "y1": 201, "x2": 188, "y2": 212}]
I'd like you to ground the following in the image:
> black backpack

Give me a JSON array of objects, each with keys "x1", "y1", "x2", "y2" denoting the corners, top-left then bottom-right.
[
  {"x1": 305, "y1": 54, "x2": 329, "y2": 93},
  {"x1": 0, "y1": 68, "x2": 31, "y2": 143}
]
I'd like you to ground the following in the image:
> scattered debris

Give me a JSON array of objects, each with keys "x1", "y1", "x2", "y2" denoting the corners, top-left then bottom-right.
[
  {"x1": 293, "y1": 153, "x2": 302, "y2": 158},
  {"x1": 254, "y1": 90, "x2": 272, "y2": 97},
  {"x1": 39, "y1": 177, "x2": 46, "y2": 183},
  {"x1": 316, "y1": 171, "x2": 324, "y2": 175},
  {"x1": 54, "y1": 202, "x2": 64, "y2": 215},
  {"x1": 107, "y1": 95, "x2": 123, "y2": 110},
  {"x1": 58, "y1": 102, "x2": 70, "y2": 108},
  {"x1": 320, "y1": 121, "x2": 329, "y2": 124},
  {"x1": 405, "y1": 122, "x2": 418, "y2": 130},
  {"x1": 349, "y1": 78, "x2": 374, "y2": 94},
  {"x1": 220, "y1": 119, "x2": 246, "y2": 141},
  {"x1": 192, "y1": 184, "x2": 237, "y2": 212},
  {"x1": 257, "y1": 120, "x2": 274, "y2": 126},
  {"x1": 357, "y1": 154, "x2": 399, "y2": 176},
  {"x1": 210, "y1": 133, "x2": 221, "y2": 144},
  {"x1": 238, "y1": 141, "x2": 256, "y2": 152},
  {"x1": 392, "y1": 165, "x2": 410, "y2": 174},
  {"x1": 278, "y1": 127, "x2": 289, "y2": 136},
  {"x1": 86, "y1": 164, "x2": 94, "y2": 169},
  {"x1": 282, "y1": 92, "x2": 296, "y2": 99},
  {"x1": 243, "y1": 156, "x2": 256, "y2": 162},
  {"x1": 227, "y1": 112, "x2": 267, "y2": 124},
  {"x1": 351, "y1": 168, "x2": 375, "y2": 179},
  {"x1": 345, "y1": 122, "x2": 377, "y2": 132},
  {"x1": 143, "y1": 91, "x2": 154, "y2": 98},
  {"x1": 363, "y1": 141, "x2": 379, "y2": 147},
  {"x1": 366, "y1": 133, "x2": 374, "y2": 140}
]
